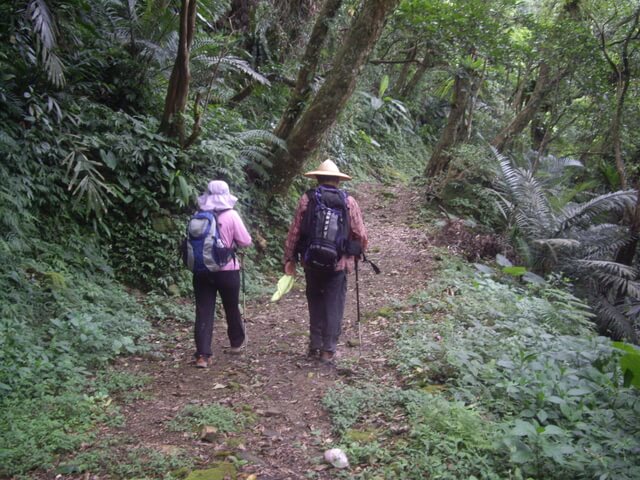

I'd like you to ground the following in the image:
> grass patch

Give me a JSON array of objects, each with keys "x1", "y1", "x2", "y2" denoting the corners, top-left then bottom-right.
[{"x1": 169, "y1": 403, "x2": 247, "y2": 433}]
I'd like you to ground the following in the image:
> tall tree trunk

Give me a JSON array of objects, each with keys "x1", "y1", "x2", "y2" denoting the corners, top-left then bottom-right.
[
  {"x1": 594, "y1": 4, "x2": 640, "y2": 189},
  {"x1": 390, "y1": 44, "x2": 417, "y2": 97},
  {"x1": 511, "y1": 63, "x2": 533, "y2": 114},
  {"x1": 461, "y1": 60, "x2": 486, "y2": 141},
  {"x1": 424, "y1": 70, "x2": 471, "y2": 178},
  {"x1": 491, "y1": 63, "x2": 566, "y2": 152},
  {"x1": 268, "y1": 0, "x2": 400, "y2": 192},
  {"x1": 611, "y1": 75, "x2": 630, "y2": 189},
  {"x1": 274, "y1": 0, "x2": 343, "y2": 140},
  {"x1": 399, "y1": 47, "x2": 431, "y2": 99},
  {"x1": 159, "y1": 0, "x2": 198, "y2": 145}
]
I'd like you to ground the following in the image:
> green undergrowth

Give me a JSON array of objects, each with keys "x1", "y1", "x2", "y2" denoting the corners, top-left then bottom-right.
[
  {"x1": 0, "y1": 168, "x2": 151, "y2": 476},
  {"x1": 324, "y1": 256, "x2": 640, "y2": 479},
  {"x1": 169, "y1": 403, "x2": 248, "y2": 434},
  {"x1": 59, "y1": 439, "x2": 193, "y2": 479}
]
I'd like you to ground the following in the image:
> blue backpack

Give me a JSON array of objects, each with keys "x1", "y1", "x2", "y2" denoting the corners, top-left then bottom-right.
[{"x1": 181, "y1": 211, "x2": 234, "y2": 273}]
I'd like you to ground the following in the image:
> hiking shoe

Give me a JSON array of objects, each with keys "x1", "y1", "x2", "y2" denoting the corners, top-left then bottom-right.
[
  {"x1": 228, "y1": 336, "x2": 247, "y2": 354},
  {"x1": 320, "y1": 350, "x2": 336, "y2": 364},
  {"x1": 195, "y1": 356, "x2": 208, "y2": 368},
  {"x1": 307, "y1": 347, "x2": 321, "y2": 359}
]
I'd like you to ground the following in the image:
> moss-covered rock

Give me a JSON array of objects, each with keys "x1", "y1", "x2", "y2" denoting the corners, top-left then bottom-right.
[
  {"x1": 345, "y1": 428, "x2": 380, "y2": 443},
  {"x1": 184, "y1": 463, "x2": 236, "y2": 480}
]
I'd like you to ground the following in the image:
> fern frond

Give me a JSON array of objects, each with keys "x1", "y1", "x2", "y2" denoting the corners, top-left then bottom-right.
[
  {"x1": 220, "y1": 56, "x2": 271, "y2": 85},
  {"x1": 240, "y1": 147, "x2": 273, "y2": 167},
  {"x1": 238, "y1": 130, "x2": 287, "y2": 150}
]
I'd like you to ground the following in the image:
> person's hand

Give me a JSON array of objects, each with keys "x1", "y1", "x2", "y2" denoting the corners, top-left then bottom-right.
[{"x1": 284, "y1": 260, "x2": 297, "y2": 276}]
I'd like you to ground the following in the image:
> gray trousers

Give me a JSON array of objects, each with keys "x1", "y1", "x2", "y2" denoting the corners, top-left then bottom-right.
[{"x1": 305, "y1": 269, "x2": 347, "y2": 353}]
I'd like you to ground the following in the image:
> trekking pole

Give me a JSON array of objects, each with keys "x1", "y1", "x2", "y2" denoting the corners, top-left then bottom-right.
[
  {"x1": 355, "y1": 256, "x2": 362, "y2": 357},
  {"x1": 242, "y1": 255, "x2": 247, "y2": 327},
  {"x1": 238, "y1": 252, "x2": 247, "y2": 346}
]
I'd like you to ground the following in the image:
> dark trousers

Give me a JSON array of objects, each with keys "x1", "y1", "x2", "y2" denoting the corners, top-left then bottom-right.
[
  {"x1": 305, "y1": 269, "x2": 347, "y2": 353},
  {"x1": 193, "y1": 270, "x2": 244, "y2": 358}
]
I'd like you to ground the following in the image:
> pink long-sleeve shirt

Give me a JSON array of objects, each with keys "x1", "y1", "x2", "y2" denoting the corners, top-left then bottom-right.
[
  {"x1": 284, "y1": 190, "x2": 368, "y2": 273},
  {"x1": 214, "y1": 209, "x2": 252, "y2": 271}
]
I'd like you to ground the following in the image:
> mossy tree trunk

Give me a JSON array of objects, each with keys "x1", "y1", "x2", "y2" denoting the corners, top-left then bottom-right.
[
  {"x1": 399, "y1": 47, "x2": 432, "y2": 99},
  {"x1": 390, "y1": 44, "x2": 417, "y2": 97},
  {"x1": 273, "y1": 0, "x2": 343, "y2": 141},
  {"x1": 424, "y1": 68, "x2": 472, "y2": 178},
  {"x1": 268, "y1": 0, "x2": 400, "y2": 193},
  {"x1": 491, "y1": 62, "x2": 566, "y2": 152},
  {"x1": 159, "y1": 0, "x2": 197, "y2": 145}
]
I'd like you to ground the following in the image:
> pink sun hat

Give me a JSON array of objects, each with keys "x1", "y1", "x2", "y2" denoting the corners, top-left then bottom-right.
[{"x1": 197, "y1": 180, "x2": 238, "y2": 211}]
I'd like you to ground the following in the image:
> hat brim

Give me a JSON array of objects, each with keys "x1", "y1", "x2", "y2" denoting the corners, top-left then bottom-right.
[
  {"x1": 198, "y1": 193, "x2": 238, "y2": 211},
  {"x1": 303, "y1": 170, "x2": 352, "y2": 180}
]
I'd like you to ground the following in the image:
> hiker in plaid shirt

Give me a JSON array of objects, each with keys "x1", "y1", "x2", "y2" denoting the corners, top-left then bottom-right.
[{"x1": 284, "y1": 159, "x2": 368, "y2": 364}]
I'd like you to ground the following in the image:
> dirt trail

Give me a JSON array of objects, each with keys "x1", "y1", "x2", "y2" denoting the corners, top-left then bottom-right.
[{"x1": 104, "y1": 182, "x2": 433, "y2": 479}]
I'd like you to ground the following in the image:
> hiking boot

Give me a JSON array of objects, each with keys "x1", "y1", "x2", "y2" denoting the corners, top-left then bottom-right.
[
  {"x1": 228, "y1": 336, "x2": 247, "y2": 354},
  {"x1": 307, "y1": 347, "x2": 321, "y2": 359},
  {"x1": 320, "y1": 350, "x2": 336, "y2": 364},
  {"x1": 195, "y1": 356, "x2": 208, "y2": 368}
]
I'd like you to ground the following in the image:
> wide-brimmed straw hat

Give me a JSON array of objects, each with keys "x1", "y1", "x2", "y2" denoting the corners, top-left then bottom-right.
[
  {"x1": 303, "y1": 159, "x2": 352, "y2": 180},
  {"x1": 197, "y1": 180, "x2": 238, "y2": 211}
]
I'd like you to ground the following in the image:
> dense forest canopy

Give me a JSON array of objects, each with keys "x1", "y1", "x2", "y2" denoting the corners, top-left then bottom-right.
[{"x1": 1, "y1": 0, "x2": 640, "y2": 477}]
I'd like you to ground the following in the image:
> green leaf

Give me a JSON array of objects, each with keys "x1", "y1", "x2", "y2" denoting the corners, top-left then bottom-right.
[
  {"x1": 619, "y1": 352, "x2": 640, "y2": 388},
  {"x1": 378, "y1": 74, "x2": 390, "y2": 98},
  {"x1": 541, "y1": 425, "x2": 564, "y2": 436},
  {"x1": 178, "y1": 175, "x2": 190, "y2": 203},
  {"x1": 512, "y1": 420, "x2": 537, "y2": 437},
  {"x1": 566, "y1": 387, "x2": 591, "y2": 396},
  {"x1": 271, "y1": 275, "x2": 295, "y2": 302},
  {"x1": 100, "y1": 149, "x2": 118, "y2": 169},
  {"x1": 503, "y1": 266, "x2": 527, "y2": 276}
]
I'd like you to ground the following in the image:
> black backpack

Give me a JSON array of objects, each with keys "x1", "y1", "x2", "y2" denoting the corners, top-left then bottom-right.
[{"x1": 297, "y1": 185, "x2": 351, "y2": 271}]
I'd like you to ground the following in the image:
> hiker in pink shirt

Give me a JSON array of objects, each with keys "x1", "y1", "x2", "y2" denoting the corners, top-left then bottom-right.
[
  {"x1": 191, "y1": 180, "x2": 252, "y2": 368},
  {"x1": 284, "y1": 159, "x2": 368, "y2": 364}
]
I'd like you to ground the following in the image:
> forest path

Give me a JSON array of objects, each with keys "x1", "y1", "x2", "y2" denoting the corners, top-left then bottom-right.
[{"x1": 106, "y1": 182, "x2": 434, "y2": 479}]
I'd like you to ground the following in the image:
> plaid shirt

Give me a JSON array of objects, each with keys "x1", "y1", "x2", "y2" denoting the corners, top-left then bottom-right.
[{"x1": 284, "y1": 189, "x2": 368, "y2": 273}]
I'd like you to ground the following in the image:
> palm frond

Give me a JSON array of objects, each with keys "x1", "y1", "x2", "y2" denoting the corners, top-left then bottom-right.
[
  {"x1": 576, "y1": 224, "x2": 633, "y2": 259},
  {"x1": 498, "y1": 157, "x2": 554, "y2": 239},
  {"x1": 26, "y1": 0, "x2": 65, "y2": 86},
  {"x1": 574, "y1": 259, "x2": 637, "y2": 279},
  {"x1": 574, "y1": 260, "x2": 640, "y2": 300},
  {"x1": 595, "y1": 297, "x2": 638, "y2": 342},
  {"x1": 536, "y1": 153, "x2": 583, "y2": 174},
  {"x1": 555, "y1": 190, "x2": 636, "y2": 234},
  {"x1": 27, "y1": 0, "x2": 56, "y2": 50}
]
